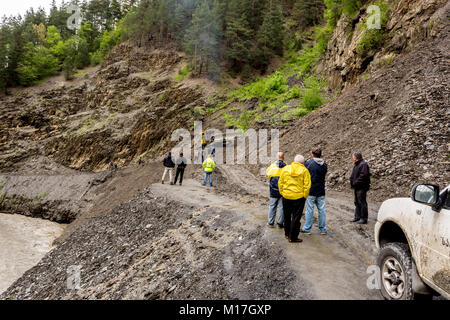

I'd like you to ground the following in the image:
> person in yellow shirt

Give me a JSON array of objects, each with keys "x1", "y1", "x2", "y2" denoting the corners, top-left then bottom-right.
[
  {"x1": 202, "y1": 155, "x2": 216, "y2": 187},
  {"x1": 278, "y1": 155, "x2": 312, "y2": 243}
]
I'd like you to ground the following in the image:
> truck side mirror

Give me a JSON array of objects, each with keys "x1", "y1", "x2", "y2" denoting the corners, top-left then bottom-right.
[{"x1": 411, "y1": 184, "x2": 440, "y2": 206}]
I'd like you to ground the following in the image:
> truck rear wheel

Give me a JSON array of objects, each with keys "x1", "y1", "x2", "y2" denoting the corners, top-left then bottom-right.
[{"x1": 377, "y1": 242, "x2": 414, "y2": 300}]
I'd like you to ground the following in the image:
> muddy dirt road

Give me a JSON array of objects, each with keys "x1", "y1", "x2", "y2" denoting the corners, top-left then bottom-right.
[{"x1": 151, "y1": 165, "x2": 382, "y2": 300}]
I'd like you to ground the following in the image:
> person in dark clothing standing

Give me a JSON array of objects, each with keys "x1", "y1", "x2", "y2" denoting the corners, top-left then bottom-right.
[
  {"x1": 350, "y1": 152, "x2": 371, "y2": 224},
  {"x1": 265, "y1": 152, "x2": 287, "y2": 228},
  {"x1": 162, "y1": 152, "x2": 175, "y2": 185},
  {"x1": 174, "y1": 152, "x2": 187, "y2": 186},
  {"x1": 301, "y1": 148, "x2": 328, "y2": 235}
]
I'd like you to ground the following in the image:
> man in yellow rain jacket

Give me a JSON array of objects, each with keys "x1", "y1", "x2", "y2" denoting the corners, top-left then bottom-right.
[
  {"x1": 202, "y1": 155, "x2": 216, "y2": 187},
  {"x1": 278, "y1": 155, "x2": 311, "y2": 243}
]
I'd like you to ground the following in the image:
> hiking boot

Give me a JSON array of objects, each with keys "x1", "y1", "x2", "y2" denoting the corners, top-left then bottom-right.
[
  {"x1": 161, "y1": 181, "x2": 164, "y2": 184},
  {"x1": 320, "y1": 231, "x2": 327, "y2": 235},
  {"x1": 170, "y1": 182, "x2": 174, "y2": 185},
  {"x1": 267, "y1": 223, "x2": 275, "y2": 228},
  {"x1": 350, "y1": 218, "x2": 359, "y2": 223},
  {"x1": 179, "y1": 183, "x2": 182, "y2": 186},
  {"x1": 357, "y1": 219, "x2": 368, "y2": 225},
  {"x1": 289, "y1": 238, "x2": 303, "y2": 243},
  {"x1": 276, "y1": 223, "x2": 284, "y2": 229},
  {"x1": 300, "y1": 229, "x2": 311, "y2": 235}
]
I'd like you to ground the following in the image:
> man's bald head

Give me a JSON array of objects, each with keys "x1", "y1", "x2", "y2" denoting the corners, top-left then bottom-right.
[{"x1": 277, "y1": 152, "x2": 285, "y2": 160}]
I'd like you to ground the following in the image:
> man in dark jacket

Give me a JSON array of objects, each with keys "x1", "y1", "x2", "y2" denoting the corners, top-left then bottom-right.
[
  {"x1": 301, "y1": 148, "x2": 328, "y2": 235},
  {"x1": 162, "y1": 152, "x2": 175, "y2": 185},
  {"x1": 350, "y1": 152, "x2": 371, "y2": 224},
  {"x1": 174, "y1": 152, "x2": 187, "y2": 186},
  {"x1": 266, "y1": 152, "x2": 287, "y2": 228}
]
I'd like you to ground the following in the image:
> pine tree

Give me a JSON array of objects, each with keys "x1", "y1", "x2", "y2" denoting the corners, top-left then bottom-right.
[
  {"x1": 75, "y1": 38, "x2": 90, "y2": 68},
  {"x1": 63, "y1": 54, "x2": 76, "y2": 80},
  {"x1": 293, "y1": 0, "x2": 325, "y2": 27},
  {"x1": 110, "y1": 0, "x2": 123, "y2": 24},
  {"x1": 0, "y1": 24, "x2": 10, "y2": 93},
  {"x1": 224, "y1": 0, "x2": 253, "y2": 71},
  {"x1": 48, "y1": 0, "x2": 59, "y2": 27},
  {"x1": 183, "y1": 0, "x2": 222, "y2": 75},
  {"x1": 255, "y1": 0, "x2": 284, "y2": 71},
  {"x1": 121, "y1": 0, "x2": 138, "y2": 15}
]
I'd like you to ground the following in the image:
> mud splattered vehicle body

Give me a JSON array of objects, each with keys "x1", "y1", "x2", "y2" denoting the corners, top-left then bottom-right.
[{"x1": 375, "y1": 184, "x2": 450, "y2": 300}]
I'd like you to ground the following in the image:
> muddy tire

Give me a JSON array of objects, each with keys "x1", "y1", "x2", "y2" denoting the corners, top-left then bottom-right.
[{"x1": 377, "y1": 242, "x2": 414, "y2": 300}]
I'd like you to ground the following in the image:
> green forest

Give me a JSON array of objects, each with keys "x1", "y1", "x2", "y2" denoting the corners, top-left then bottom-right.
[{"x1": 0, "y1": 0, "x2": 386, "y2": 93}]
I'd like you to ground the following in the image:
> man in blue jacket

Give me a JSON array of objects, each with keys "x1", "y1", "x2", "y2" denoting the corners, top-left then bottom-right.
[
  {"x1": 266, "y1": 152, "x2": 287, "y2": 228},
  {"x1": 301, "y1": 148, "x2": 328, "y2": 235}
]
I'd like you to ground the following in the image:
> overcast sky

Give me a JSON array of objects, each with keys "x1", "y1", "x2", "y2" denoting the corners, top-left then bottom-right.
[{"x1": 1, "y1": 0, "x2": 55, "y2": 18}]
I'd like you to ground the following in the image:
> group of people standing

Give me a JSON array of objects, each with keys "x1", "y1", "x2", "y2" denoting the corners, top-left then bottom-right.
[
  {"x1": 162, "y1": 152, "x2": 188, "y2": 185},
  {"x1": 159, "y1": 146, "x2": 371, "y2": 243},
  {"x1": 266, "y1": 149, "x2": 371, "y2": 243},
  {"x1": 161, "y1": 151, "x2": 216, "y2": 187}
]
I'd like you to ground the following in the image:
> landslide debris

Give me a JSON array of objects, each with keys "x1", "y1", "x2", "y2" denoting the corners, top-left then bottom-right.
[{"x1": 1, "y1": 188, "x2": 309, "y2": 300}]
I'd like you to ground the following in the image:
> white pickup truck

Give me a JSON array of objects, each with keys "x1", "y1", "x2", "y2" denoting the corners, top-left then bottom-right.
[{"x1": 375, "y1": 183, "x2": 450, "y2": 300}]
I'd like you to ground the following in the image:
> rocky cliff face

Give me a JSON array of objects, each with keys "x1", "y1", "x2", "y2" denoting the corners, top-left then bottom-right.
[{"x1": 320, "y1": 0, "x2": 449, "y2": 91}]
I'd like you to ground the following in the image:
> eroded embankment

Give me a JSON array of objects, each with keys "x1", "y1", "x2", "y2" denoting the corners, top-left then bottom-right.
[{"x1": 0, "y1": 157, "x2": 113, "y2": 223}]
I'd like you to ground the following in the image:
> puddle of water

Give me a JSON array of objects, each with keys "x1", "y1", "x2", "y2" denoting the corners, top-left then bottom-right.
[{"x1": 0, "y1": 213, "x2": 65, "y2": 294}]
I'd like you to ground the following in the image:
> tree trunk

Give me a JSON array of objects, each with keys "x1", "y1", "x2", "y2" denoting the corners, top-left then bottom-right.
[{"x1": 194, "y1": 44, "x2": 198, "y2": 75}]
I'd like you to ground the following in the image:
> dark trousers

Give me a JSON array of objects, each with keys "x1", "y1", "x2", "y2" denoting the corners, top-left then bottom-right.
[
  {"x1": 354, "y1": 189, "x2": 368, "y2": 221},
  {"x1": 174, "y1": 167, "x2": 185, "y2": 185},
  {"x1": 282, "y1": 197, "x2": 306, "y2": 241}
]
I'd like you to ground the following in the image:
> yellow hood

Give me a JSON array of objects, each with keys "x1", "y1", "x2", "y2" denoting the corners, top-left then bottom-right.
[
  {"x1": 278, "y1": 162, "x2": 311, "y2": 200},
  {"x1": 287, "y1": 162, "x2": 304, "y2": 177}
]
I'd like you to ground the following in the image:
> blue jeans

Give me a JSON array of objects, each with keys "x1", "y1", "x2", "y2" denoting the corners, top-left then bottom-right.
[
  {"x1": 202, "y1": 172, "x2": 213, "y2": 186},
  {"x1": 268, "y1": 197, "x2": 284, "y2": 226},
  {"x1": 302, "y1": 195, "x2": 326, "y2": 232}
]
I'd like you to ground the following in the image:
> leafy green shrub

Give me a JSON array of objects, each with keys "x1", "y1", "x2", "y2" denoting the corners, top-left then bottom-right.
[
  {"x1": 233, "y1": 71, "x2": 289, "y2": 102},
  {"x1": 90, "y1": 29, "x2": 121, "y2": 65},
  {"x1": 16, "y1": 43, "x2": 59, "y2": 86},
  {"x1": 301, "y1": 87, "x2": 325, "y2": 110},
  {"x1": 224, "y1": 108, "x2": 255, "y2": 132},
  {"x1": 357, "y1": 0, "x2": 390, "y2": 58},
  {"x1": 287, "y1": 86, "x2": 302, "y2": 99},
  {"x1": 174, "y1": 65, "x2": 192, "y2": 81},
  {"x1": 324, "y1": 0, "x2": 366, "y2": 28},
  {"x1": 300, "y1": 75, "x2": 326, "y2": 110},
  {"x1": 287, "y1": 25, "x2": 332, "y2": 77},
  {"x1": 190, "y1": 106, "x2": 205, "y2": 118},
  {"x1": 315, "y1": 24, "x2": 333, "y2": 54}
]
